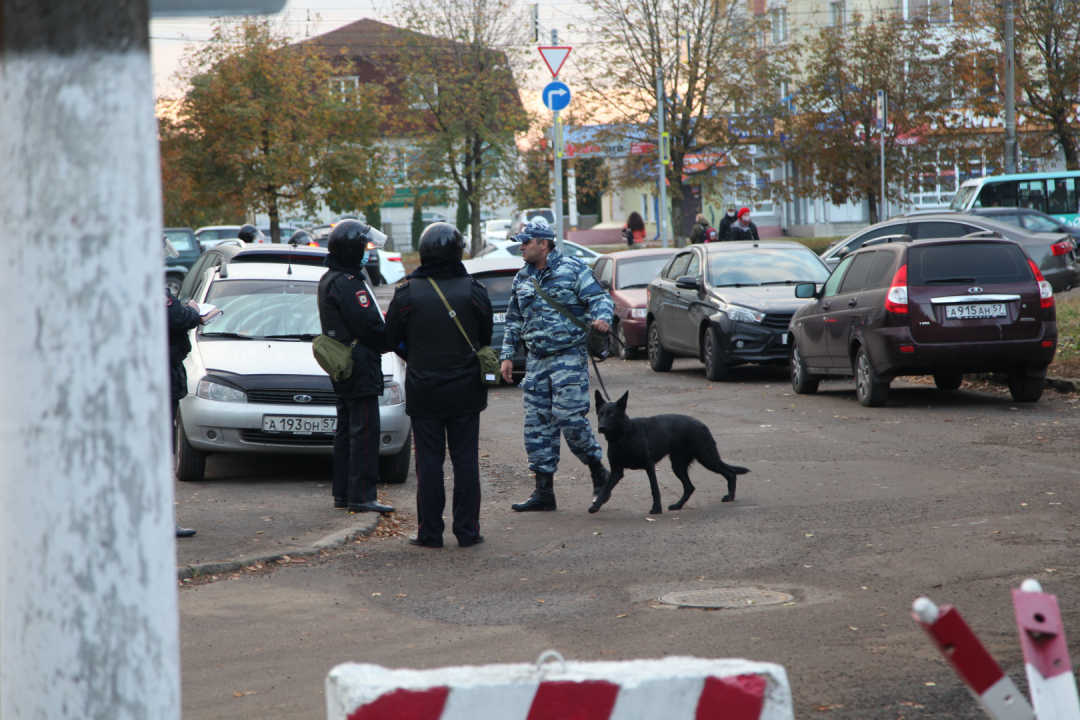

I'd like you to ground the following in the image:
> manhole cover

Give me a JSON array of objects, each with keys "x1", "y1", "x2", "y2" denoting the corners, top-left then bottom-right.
[{"x1": 659, "y1": 588, "x2": 794, "y2": 609}]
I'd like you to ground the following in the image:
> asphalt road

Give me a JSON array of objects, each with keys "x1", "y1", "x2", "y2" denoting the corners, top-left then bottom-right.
[{"x1": 176, "y1": 356, "x2": 1080, "y2": 720}]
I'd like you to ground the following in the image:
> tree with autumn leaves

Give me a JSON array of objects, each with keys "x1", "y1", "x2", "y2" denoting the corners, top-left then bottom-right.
[{"x1": 163, "y1": 18, "x2": 386, "y2": 241}]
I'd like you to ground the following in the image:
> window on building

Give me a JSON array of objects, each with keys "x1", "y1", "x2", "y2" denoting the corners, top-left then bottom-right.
[
  {"x1": 770, "y1": 8, "x2": 788, "y2": 43},
  {"x1": 331, "y1": 76, "x2": 360, "y2": 105},
  {"x1": 829, "y1": 0, "x2": 844, "y2": 26}
]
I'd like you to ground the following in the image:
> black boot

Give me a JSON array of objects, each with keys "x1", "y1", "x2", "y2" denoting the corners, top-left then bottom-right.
[
  {"x1": 512, "y1": 472, "x2": 556, "y2": 512},
  {"x1": 588, "y1": 460, "x2": 609, "y2": 502}
]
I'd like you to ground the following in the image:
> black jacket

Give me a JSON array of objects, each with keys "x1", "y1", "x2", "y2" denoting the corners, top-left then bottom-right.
[
  {"x1": 688, "y1": 221, "x2": 710, "y2": 244},
  {"x1": 718, "y1": 213, "x2": 736, "y2": 240},
  {"x1": 385, "y1": 260, "x2": 493, "y2": 419},
  {"x1": 318, "y1": 255, "x2": 389, "y2": 398},
  {"x1": 167, "y1": 289, "x2": 201, "y2": 402},
  {"x1": 729, "y1": 221, "x2": 759, "y2": 241}
]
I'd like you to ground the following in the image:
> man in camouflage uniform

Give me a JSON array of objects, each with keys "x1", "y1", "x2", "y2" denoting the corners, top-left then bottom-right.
[{"x1": 498, "y1": 220, "x2": 614, "y2": 512}]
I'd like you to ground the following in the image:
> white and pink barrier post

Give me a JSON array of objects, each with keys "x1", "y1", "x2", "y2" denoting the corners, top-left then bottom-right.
[
  {"x1": 913, "y1": 578, "x2": 1080, "y2": 720},
  {"x1": 326, "y1": 652, "x2": 793, "y2": 720}
]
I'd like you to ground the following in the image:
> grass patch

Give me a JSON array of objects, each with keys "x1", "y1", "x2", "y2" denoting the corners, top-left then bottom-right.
[{"x1": 1051, "y1": 293, "x2": 1080, "y2": 379}]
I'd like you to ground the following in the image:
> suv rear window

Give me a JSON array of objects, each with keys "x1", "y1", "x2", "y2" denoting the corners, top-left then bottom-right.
[{"x1": 908, "y1": 243, "x2": 1034, "y2": 286}]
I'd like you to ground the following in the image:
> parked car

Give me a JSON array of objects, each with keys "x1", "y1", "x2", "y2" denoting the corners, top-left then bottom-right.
[
  {"x1": 461, "y1": 257, "x2": 527, "y2": 371},
  {"x1": 967, "y1": 207, "x2": 1080, "y2": 243},
  {"x1": 789, "y1": 235, "x2": 1057, "y2": 406},
  {"x1": 474, "y1": 239, "x2": 602, "y2": 267},
  {"x1": 819, "y1": 213, "x2": 1080, "y2": 293},
  {"x1": 646, "y1": 241, "x2": 832, "y2": 380},
  {"x1": 378, "y1": 249, "x2": 406, "y2": 284},
  {"x1": 591, "y1": 248, "x2": 679, "y2": 359},
  {"x1": 508, "y1": 208, "x2": 556, "y2": 238},
  {"x1": 164, "y1": 227, "x2": 200, "y2": 295},
  {"x1": 177, "y1": 242, "x2": 333, "y2": 301},
  {"x1": 175, "y1": 261, "x2": 412, "y2": 483},
  {"x1": 194, "y1": 225, "x2": 296, "y2": 251}
]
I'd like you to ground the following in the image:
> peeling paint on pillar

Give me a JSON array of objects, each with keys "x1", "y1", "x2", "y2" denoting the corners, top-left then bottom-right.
[{"x1": 1, "y1": 1, "x2": 181, "y2": 719}]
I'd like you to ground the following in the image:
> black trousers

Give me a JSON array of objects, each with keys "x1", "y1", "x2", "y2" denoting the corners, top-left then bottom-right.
[
  {"x1": 412, "y1": 413, "x2": 481, "y2": 547},
  {"x1": 333, "y1": 396, "x2": 381, "y2": 505}
]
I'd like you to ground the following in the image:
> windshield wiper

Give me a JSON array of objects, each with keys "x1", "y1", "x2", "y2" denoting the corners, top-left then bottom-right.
[
  {"x1": 713, "y1": 282, "x2": 760, "y2": 288},
  {"x1": 760, "y1": 280, "x2": 818, "y2": 286},
  {"x1": 264, "y1": 333, "x2": 318, "y2": 341},
  {"x1": 200, "y1": 332, "x2": 256, "y2": 339},
  {"x1": 925, "y1": 277, "x2": 977, "y2": 284}
]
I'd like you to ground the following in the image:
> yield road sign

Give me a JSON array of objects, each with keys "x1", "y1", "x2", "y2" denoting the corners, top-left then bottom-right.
[
  {"x1": 543, "y1": 81, "x2": 571, "y2": 112},
  {"x1": 538, "y1": 46, "x2": 571, "y2": 78}
]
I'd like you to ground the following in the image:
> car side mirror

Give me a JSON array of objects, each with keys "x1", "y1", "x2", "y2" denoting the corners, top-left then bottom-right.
[
  {"x1": 599, "y1": 279, "x2": 611, "y2": 290},
  {"x1": 675, "y1": 275, "x2": 700, "y2": 290},
  {"x1": 794, "y1": 282, "x2": 819, "y2": 299}
]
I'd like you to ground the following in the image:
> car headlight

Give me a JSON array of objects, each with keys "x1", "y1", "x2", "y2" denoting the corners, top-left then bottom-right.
[
  {"x1": 629, "y1": 308, "x2": 647, "y2": 319},
  {"x1": 379, "y1": 381, "x2": 403, "y2": 406},
  {"x1": 726, "y1": 305, "x2": 765, "y2": 324},
  {"x1": 196, "y1": 378, "x2": 247, "y2": 402}
]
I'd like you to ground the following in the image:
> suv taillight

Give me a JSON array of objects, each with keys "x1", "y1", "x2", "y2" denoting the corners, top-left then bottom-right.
[
  {"x1": 1028, "y1": 259, "x2": 1054, "y2": 308},
  {"x1": 1050, "y1": 239, "x2": 1074, "y2": 256},
  {"x1": 884, "y1": 264, "x2": 908, "y2": 314}
]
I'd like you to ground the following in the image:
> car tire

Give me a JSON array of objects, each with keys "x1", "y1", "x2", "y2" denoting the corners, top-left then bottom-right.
[
  {"x1": 615, "y1": 320, "x2": 637, "y2": 360},
  {"x1": 702, "y1": 326, "x2": 730, "y2": 382},
  {"x1": 790, "y1": 342, "x2": 820, "y2": 394},
  {"x1": 854, "y1": 346, "x2": 889, "y2": 407},
  {"x1": 1007, "y1": 372, "x2": 1045, "y2": 403},
  {"x1": 647, "y1": 322, "x2": 673, "y2": 372},
  {"x1": 378, "y1": 429, "x2": 412, "y2": 484},
  {"x1": 175, "y1": 412, "x2": 206, "y2": 482},
  {"x1": 933, "y1": 371, "x2": 964, "y2": 391},
  {"x1": 166, "y1": 274, "x2": 183, "y2": 296}
]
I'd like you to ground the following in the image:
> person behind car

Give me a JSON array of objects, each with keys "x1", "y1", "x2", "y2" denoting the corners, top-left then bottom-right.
[
  {"x1": 622, "y1": 211, "x2": 647, "y2": 247},
  {"x1": 237, "y1": 224, "x2": 265, "y2": 243},
  {"x1": 165, "y1": 236, "x2": 203, "y2": 538},
  {"x1": 385, "y1": 223, "x2": 494, "y2": 548},
  {"x1": 289, "y1": 229, "x2": 314, "y2": 247},
  {"x1": 729, "y1": 207, "x2": 759, "y2": 241},
  {"x1": 498, "y1": 220, "x2": 614, "y2": 512},
  {"x1": 317, "y1": 220, "x2": 394, "y2": 515},
  {"x1": 718, "y1": 204, "x2": 737, "y2": 240},
  {"x1": 688, "y1": 214, "x2": 711, "y2": 244}
]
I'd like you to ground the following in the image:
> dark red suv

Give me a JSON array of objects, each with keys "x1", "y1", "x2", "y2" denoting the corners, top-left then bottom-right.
[{"x1": 788, "y1": 235, "x2": 1057, "y2": 406}]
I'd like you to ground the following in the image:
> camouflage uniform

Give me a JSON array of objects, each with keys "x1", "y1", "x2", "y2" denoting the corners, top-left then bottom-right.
[{"x1": 500, "y1": 249, "x2": 614, "y2": 475}]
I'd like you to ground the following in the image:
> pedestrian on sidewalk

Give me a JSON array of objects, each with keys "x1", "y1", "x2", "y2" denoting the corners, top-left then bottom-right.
[
  {"x1": 317, "y1": 220, "x2": 395, "y2": 516},
  {"x1": 385, "y1": 223, "x2": 493, "y2": 549},
  {"x1": 622, "y1": 211, "x2": 646, "y2": 247},
  {"x1": 498, "y1": 220, "x2": 614, "y2": 512},
  {"x1": 688, "y1": 214, "x2": 711, "y2": 244},
  {"x1": 729, "y1": 207, "x2": 759, "y2": 241},
  {"x1": 718, "y1": 204, "x2": 737, "y2": 240}
]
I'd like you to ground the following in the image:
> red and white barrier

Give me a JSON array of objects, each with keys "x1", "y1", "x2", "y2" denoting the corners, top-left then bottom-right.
[
  {"x1": 326, "y1": 654, "x2": 793, "y2": 720},
  {"x1": 1012, "y1": 579, "x2": 1080, "y2": 720},
  {"x1": 912, "y1": 597, "x2": 1034, "y2": 720}
]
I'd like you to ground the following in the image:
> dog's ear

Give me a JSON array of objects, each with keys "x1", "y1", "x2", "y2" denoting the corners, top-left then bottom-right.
[
  {"x1": 594, "y1": 389, "x2": 605, "y2": 411},
  {"x1": 616, "y1": 391, "x2": 629, "y2": 411}
]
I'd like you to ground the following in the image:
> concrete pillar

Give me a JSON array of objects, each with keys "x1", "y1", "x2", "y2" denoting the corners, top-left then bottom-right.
[{"x1": 0, "y1": 1, "x2": 181, "y2": 718}]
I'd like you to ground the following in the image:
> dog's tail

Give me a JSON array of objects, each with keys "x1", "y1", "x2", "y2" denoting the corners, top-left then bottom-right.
[{"x1": 693, "y1": 425, "x2": 750, "y2": 476}]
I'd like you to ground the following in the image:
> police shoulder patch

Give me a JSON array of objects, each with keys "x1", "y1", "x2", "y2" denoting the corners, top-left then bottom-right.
[{"x1": 356, "y1": 290, "x2": 370, "y2": 308}]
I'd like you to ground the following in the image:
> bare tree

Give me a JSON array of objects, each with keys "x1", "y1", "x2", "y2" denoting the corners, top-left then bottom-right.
[
  {"x1": 577, "y1": 0, "x2": 793, "y2": 243},
  {"x1": 392, "y1": 0, "x2": 531, "y2": 256}
]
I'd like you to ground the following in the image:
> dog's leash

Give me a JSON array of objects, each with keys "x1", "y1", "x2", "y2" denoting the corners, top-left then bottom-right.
[{"x1": 590, "y1": 330, "x2": 631, "y2": 403}]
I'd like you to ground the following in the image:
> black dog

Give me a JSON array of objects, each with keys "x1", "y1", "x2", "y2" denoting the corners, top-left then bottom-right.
[{"x1": 589, "y1": 390, "x2": 749, "y2": 515}]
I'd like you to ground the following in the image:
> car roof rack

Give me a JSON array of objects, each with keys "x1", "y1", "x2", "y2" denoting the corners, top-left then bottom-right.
[
  {"x1": 961, "y1": 230, "x2": 1004, "y2": 239},
  {"x1": 862, "y1": 234, "x2": 913, "y2": 248}
]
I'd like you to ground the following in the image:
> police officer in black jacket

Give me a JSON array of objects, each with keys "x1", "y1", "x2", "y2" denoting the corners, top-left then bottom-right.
[
  {"x1": 385, "y1": 223, "x2": 494, "y2": 548},
  {"x1": 318, "y1": 220, "x2": 395, "y2": 515}
]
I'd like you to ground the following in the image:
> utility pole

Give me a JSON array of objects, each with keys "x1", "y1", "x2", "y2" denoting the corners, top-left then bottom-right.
[
  {"x1": 656, "y1": 66, "x2": 669, "y2": 248},
  {"x1": 877, "y1": 90, "x2": 888, "y2": 221},
  {"x1": 1004, "y1": 0, "x2": 1018, "y2": 174},
  {"x1": 552, "y1": 29, "x2": 564, "y2": 252}
]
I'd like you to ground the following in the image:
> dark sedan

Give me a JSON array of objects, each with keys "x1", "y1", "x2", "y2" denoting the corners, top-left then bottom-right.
[
  {"x1": 461, "y1": 257, "x2": 527, "y2": 371},
  {"x1": 646, "y1": 241, "x2": 832, "y2": 380}
]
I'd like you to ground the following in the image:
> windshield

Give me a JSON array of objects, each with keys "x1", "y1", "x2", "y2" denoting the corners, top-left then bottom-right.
[
  {"x1": 201, "y1": 279, "x2": 320, "y2": 338},
  {"x1": 908, "y1": 243, "x2": 1033, "y2": 285},
  {"x1": 707, "y1": 248, "x2": 831, "y2": 287},
  {"x1": 950, "y1": 184, "x2": 979, "y2": 211},
  {"x1": 615, "y1": 255, "x2": 676, "y2": 289}
]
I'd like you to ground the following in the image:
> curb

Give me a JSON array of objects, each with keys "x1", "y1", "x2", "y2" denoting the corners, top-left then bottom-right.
[
  {"x1": 177, "y1": 513, "x2": 381, "y2": 581},
  {"x1": 971, "y1": 373, "x2": 1080, "y2": 394}
]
